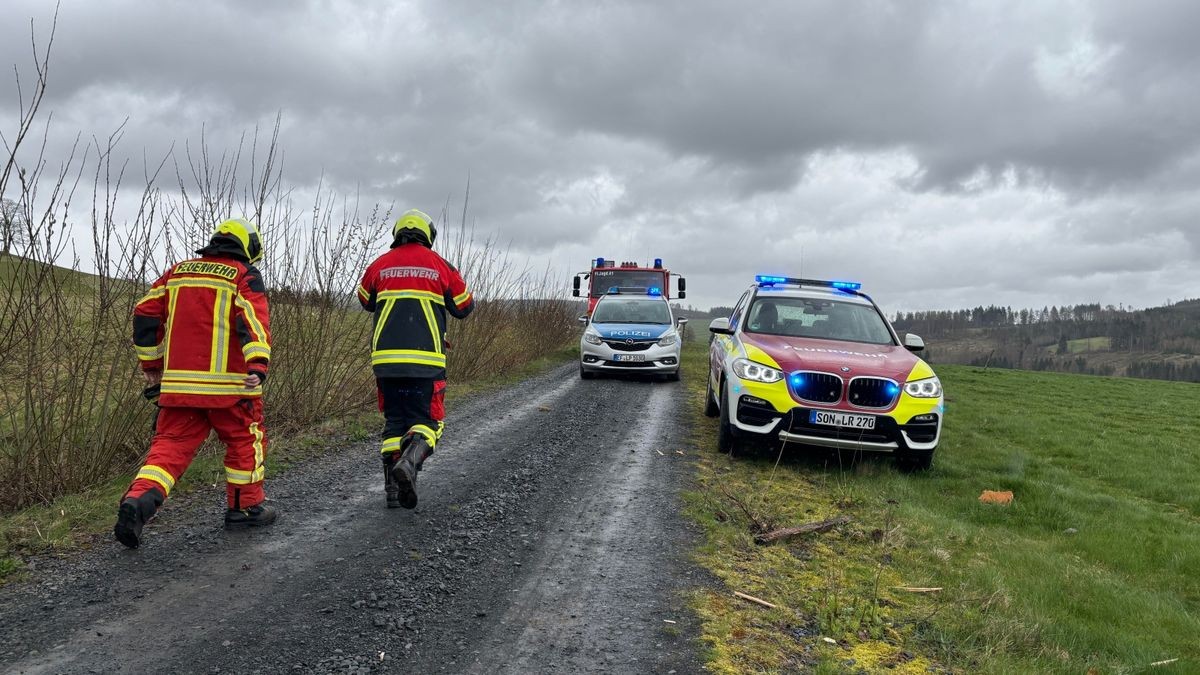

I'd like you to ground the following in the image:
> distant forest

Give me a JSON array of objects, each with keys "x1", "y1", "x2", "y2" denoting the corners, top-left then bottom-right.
[{"x1": 891, "y1": 300, "x2": 1200, "y2": 383}]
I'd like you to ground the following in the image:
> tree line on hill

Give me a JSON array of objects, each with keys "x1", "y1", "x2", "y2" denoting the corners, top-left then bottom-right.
[{"x1": 891, "y1": 300, "x2": 1200, "y2": 383}]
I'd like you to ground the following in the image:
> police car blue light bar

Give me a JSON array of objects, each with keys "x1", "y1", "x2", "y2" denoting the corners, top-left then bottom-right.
[{"x1": 755, "y1": 275, "x2": 862, "y2": 291}]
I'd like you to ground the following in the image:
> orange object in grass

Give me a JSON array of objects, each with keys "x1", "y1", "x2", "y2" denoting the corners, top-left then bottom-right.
[{"x1": 979, "y1": 490, "x2": 1014, "y2": 505}]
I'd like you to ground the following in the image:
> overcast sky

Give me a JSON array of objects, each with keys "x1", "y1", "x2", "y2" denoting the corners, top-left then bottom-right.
[{"x1": 3, "y1": 0, "x2": 1199, "y2": 314}]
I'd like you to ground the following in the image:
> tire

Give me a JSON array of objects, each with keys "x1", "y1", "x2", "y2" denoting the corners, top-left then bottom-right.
[
  {"x1": 667, "y1": 368, "x2": 681, "y2": 382},
  {"x1": 580, "y1": 363, "x2": 596, "y2": 380},
  {"x1": 896, "y1": 449, "x2": 934, "y2": 473},
  {"x1": 703, "y1": 374, "x2": 719, "y2": 417},
  {"x1": 717, "y1": 383, "x2": 736, "y2": 454}
]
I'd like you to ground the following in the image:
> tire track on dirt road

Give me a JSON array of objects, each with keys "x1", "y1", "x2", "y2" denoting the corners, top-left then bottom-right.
[{"x1": 0, "y1": 364, "x2": 703, "y2": 674}]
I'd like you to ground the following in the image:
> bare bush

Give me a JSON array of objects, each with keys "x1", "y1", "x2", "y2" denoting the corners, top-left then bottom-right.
[{"x1": 0, "y1": 19, "x2": 575, "y2": 511}]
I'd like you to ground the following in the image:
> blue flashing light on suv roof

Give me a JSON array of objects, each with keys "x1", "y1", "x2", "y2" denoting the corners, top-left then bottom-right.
[{"x1": 755, "y1": 275, "x2": 862, "y2": 291}]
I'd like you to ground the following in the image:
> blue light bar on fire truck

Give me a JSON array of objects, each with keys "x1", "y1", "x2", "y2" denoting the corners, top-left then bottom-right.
[
  {"x1": 607, "y1": 286, "x2": 663, "y2": 296},
  {"x1": 755, "y1": 275, "x2": 862, "y2": 291}
]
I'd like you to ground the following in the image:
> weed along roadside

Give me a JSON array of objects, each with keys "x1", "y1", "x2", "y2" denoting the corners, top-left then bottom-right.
[
  {"x1": 0, "y1": 347, "x2": 579, "y2": 585},
  {"x1": 679, "y1": 342, "x2": 1200, "y2": 673}
]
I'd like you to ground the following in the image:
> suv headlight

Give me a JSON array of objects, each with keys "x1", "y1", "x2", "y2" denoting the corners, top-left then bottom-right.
[
  {"x1": 732, "y1": 358, "x2": 783, "y2": 384},
  {"x1": 583, "y1": 330, "x2": 603, "y2": 345},
  {"x1": 658, "y1": 331, "x2": 678, "y2": 347},
  {"x1": 904, "y1": 376, "x2": 942, "y2": 398}
]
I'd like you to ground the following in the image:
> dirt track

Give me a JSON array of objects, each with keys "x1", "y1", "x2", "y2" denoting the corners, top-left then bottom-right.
[{"x1": 0, "y1": 364, "x2": 703, "y2": 674}]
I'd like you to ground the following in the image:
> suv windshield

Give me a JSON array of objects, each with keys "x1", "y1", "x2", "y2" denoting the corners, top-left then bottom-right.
[
  {"x1": 744, "y1": 297, "x2": 894, "y2": 345},
  {"x1": 592, "y1": 298, "x2": 672, "y2": 325},
  {"x1": 590, "y1": 270, "x2": 666, "y2": 297}
]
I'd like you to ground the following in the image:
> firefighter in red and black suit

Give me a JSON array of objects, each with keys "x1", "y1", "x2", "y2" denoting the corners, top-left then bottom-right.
[
  {"x1": 114, "y1": 218, "x2": 277, "y2": 549},
  {"x1": 358, "y1": 209, "x2": 473, "y2": 509}
]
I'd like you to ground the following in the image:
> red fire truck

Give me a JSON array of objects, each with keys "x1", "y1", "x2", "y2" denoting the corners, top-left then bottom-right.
[{"x1": 572, "y1": 258, "x2": 687, "y2": 314}]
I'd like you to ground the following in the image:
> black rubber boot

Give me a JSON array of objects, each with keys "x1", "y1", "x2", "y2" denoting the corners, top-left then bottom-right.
[
  {"x1": 224, "y1": 502, "x2": 278, "y2": 529},
  {"x1": 383, "y1": 453, "x2": 401, "y2": 509},
  {"x1": 113, "y1": 488, "x2": 164, "y2": 549},
  {"x1": 391, "y1": 435, "x2": 433, "y2": 510}
]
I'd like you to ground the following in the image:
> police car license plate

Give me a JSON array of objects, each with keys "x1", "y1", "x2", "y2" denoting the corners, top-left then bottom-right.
[
  {"x1": 810, "y1": 410, "x2": 876, "y2": 430},
  {"x1": 614, "y1": 354, "x2": 645, "y2": 362}
]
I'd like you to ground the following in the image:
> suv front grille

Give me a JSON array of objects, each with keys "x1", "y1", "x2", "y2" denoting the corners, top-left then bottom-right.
[
  {"x1": 785, "y1": 409, "x2": 895, "y2": 444},
  {"x1": 848, "y1": 377, "x2": 898, "y2": 409},
  {"x1": 790, "y1": 372, "x2": 842, "y2": 404}
]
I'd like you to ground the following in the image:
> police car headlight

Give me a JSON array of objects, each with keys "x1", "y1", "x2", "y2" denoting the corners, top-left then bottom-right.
[
  {"x1": 658, "y1": 331, "x2": 678, "y2": 347},
  {"x1": 904, "y1": 376, "x2": 942, "y2": 398},
  {"x1": 583, "y1": 330, "x2": 603, "y2": 346},
  {"x1": 732, "y1": 358, "x2": 783, "y2": 384}
]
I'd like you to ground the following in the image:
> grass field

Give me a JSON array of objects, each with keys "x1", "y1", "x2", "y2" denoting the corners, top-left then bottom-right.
[
  {"x1": 681, "y1": 342, "x2": 1200, "y2": 673},
  {"x1": 1042, "y1": 336, "x2": 1113, "y2": 355}
]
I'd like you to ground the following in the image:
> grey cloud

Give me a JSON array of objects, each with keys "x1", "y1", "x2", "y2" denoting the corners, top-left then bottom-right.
[{"x1": 2, "y1": 0, "x2": 1199, "y2": 312}]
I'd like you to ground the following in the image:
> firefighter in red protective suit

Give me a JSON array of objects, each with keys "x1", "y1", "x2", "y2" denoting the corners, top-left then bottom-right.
[
  {"x1": 114, "y1": 218, "x2": 277, "y2": 549},
  {"x1": 357, "y1": 209, "x2": 473, "y2": 509}
]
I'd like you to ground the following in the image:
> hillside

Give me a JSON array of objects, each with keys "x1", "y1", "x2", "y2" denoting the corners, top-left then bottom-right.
[{"x1": 892, "y1": 299, "x2": 1200, "y2": 382}]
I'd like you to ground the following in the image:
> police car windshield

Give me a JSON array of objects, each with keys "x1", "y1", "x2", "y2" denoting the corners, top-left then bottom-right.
[
  {"x1": 592, "y1": 298, "x2": 672, "y2": 325},
  {"x1": 744, "y1": 297, "x2": 893, "y2": 345}
]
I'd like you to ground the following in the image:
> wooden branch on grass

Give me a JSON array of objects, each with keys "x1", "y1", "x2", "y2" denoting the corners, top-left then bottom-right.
[
  {"x1": 717, "y1": 482, "x2": 768, "y2": 533},
  {"x1": 754, "y1": 515, "x2": 851, "y2": 545},
  {"x1": 733, "y1": 591, "x2": 777, "y2": 609}
]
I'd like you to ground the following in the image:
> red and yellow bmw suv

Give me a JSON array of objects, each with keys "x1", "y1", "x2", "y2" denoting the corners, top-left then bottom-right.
[{"x1": 705, "y1": 276, "x2": 943, "y2": 470}]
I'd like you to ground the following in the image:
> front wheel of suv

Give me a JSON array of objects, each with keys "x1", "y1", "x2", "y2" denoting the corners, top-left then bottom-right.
[
  {"x1": 717, "y1": 384, "x2": 737, "y2": 454},
  {"x1": 703, "y1": 374, "x2": 719, "y2": 417}
]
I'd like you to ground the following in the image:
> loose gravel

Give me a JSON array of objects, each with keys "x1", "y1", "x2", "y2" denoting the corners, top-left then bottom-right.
[{"x1": 0, "y1": 364, "x2": 702, "y2": 674}]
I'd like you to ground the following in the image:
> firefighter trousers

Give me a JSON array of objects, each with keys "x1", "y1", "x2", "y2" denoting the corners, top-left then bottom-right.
[
  {"x1": 378, "y1": 377, "x2": 446, "y2": 456},
  {"x1": 124, "y1": 399, "x2": 268, "y2": 509}
]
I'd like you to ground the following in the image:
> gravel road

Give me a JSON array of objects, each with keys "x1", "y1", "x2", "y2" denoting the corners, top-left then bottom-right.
[{"x1": 0, "y1": 364, "x2": 704, "y2": 674}]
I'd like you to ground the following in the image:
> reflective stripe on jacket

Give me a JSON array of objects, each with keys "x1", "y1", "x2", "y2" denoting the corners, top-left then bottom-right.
[
  {"x1": 358, "y1": 243, "x2": 473, "y2": 378},
  {"x1": 133, "y1": 255, "x2": 272, "y2": 408}
]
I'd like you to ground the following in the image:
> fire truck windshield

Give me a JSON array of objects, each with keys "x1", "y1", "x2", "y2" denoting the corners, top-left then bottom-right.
[{"x1": 590, "y1": 270, "x2": 666, "y2": 297}]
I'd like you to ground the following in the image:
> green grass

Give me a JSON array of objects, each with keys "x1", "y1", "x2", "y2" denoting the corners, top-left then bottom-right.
[
  {"x1": 1067, "y1": 336, "x2": 1111, "y2": 352},
  {"x1": 1044, "y1": 336, "x2": 1113, "y2": 355},
  {"x1": 0, "y1": 345, "x2": 577, "y2": 585},
  {"x1": 681, "y1": 342, "x2": 1200, "y2": 674}
]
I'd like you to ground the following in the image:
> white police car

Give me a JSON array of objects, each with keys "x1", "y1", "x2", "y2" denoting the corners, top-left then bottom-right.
[{"x1": 580, "y1": 289, "x2": 687, "y2": 380}]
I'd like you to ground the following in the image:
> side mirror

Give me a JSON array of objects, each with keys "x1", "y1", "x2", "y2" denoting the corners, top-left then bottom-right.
[
  {"x1": 904, "y1": 333, "x2": 925, "y2": 352},
  {"x1": 572, "y1": 289, "x2": 580, "y2": 297},
  {"x1": 572, "y1": 276, "x2": 581, "y2": 297},
  {"x1": 709, "y1": 317, "x2": 733, "y2": 335},
  {"x1": 677, "y1": 317, "x2": 689, "y2": 326},
  {"x1": 678, "y1": 277, "x2": 686, "y2": 291},
  {"x1": 577, "y1": 314, "x2": 589, "y2": 325}
]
